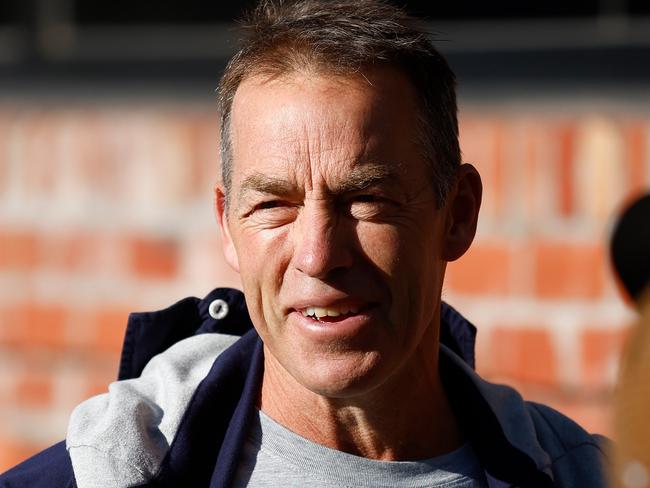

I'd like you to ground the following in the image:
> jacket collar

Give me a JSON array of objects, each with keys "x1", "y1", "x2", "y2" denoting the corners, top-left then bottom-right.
[{"x1": 118, "y1": 288, "x2": 254, "y2": 381}]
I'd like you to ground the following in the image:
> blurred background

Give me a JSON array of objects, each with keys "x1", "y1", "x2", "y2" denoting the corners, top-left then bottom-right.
[{"x1": 1, "y1": 0, "x2": 649, "y2": 472}]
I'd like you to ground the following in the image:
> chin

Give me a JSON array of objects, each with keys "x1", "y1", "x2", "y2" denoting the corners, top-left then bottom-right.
[{"x1": 291, "y1": 351, "x2": 390, "y2": 399}]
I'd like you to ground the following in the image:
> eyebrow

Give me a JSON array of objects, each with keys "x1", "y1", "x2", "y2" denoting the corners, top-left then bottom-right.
[
  {"x1": 239, "y1": 173, "x2": 295, "y2": 200},
  {"x1": 238, "y1": 164, "x2": 398, "y2": 201},
  {"x1": 336, "y1": 165, "x2": 397, "y2": 193}
]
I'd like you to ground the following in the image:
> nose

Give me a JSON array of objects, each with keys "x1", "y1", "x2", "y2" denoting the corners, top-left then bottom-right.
[{"x1": 292, "y1": 203, "x2": 354, "y2": 279}]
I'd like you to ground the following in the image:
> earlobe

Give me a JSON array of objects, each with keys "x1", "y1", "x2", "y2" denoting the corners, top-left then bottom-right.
[
  {"x1": 442, "y1": 164, "x2": 482, "y2": 262},
  {"x1": 215, "y1": 185, "x2": 241, "y2": 273}
]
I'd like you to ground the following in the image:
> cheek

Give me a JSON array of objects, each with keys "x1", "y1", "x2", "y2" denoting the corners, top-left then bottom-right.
[
  {"x1": 356, "y1": 223, "x2": 403, "y2": 273},
  {"x1": 235, "y1": 227, "x2": 291, "y2": 317},
  {"x1": 357, "y1": 222, "x2": 436, "y2": 279},
  {"x1": 236, "y1": 226, "x2": 286, "y2": 273}
]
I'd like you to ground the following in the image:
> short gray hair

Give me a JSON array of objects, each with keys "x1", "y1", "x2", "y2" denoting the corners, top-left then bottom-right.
[{"x1": 217, "y1": 0, "x2": 460, "y2": 207}]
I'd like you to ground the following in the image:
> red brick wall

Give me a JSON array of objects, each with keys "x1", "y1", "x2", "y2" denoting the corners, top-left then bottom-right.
[{"x1": 0, "y1": 102, "x2": 646, "y2": 472}]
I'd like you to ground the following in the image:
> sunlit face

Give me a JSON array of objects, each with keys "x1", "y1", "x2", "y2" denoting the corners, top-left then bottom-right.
[{"x1": 219, "y1": 66, "x2": 451, "y2": 398}]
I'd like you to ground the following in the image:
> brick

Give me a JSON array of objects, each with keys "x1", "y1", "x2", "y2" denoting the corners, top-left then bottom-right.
[
  {"x1": 534, "y1": 241, "x2": 606, "y2": 299},
  {"x1": 0, "y1": 303, "x2": 67, "y2": 349},
  {"x1": 487, "y1": 327, "x2": 557, "y2": 386},
  {"x1": 445, "y1": 242, "x2": 511, "y2": 295},
  {"x1": 94, "y1": 306, "x2": 131, "y2": 353},
  {"x1": 182, "y1": 232, "x2": 242, "y2": 291},
  {"x1": 555, "y1": 123, "x2": 577, "y2": 217},
  {"x1": 38, "y1": 231, "x2": 110, "y2": 274},
  {"x1": 0, "y1": 365, "x2": 14, "y2": 404},
  {"x1": 68, "y1": 112, "x2": 118, "y2": 199},
  {"x1": 15, "y1": 372, "x2": 52, "y2": 408},
  {"x1": 117, "y1": 116, "x2": 198, "y2": 210},
  {"x1": 574, "y1": 117, "x2": 626, "y2": 222},
  {"x1": 16, "y1": 111, "x2": 66, "y2": 198},
  {"x1": 157, "y1": 117, "x2": 199, "y2": 204},
  {"x1": 521, "y1": 121, "x2": 541, "y2": 219},
  {"x1": 581, "y1": 327, "x2": 631, "y2": 390},
  {"x1": 506, "y1": 118, "x2": 583, "y2": 223},
  {"x1": 0, "y1": 231, "x2": 40, "y2": 270},
  {"x1": 187, "y1": 113, "x2": 220, "y2": 192},
  {"x1": 73, "y1": 110, "x2": 158, "y2": 205},
  {"x1": 55, "y1": 232, "x2": 99, "y2": 271},
  {"x1": 489, "y1": 122, "x2": 506, "y2": 218},
  {"x1": 2, "y1": 230, "x2": 118, "y2": 275},
  {"x1": 520, "y1": 121, "x2": 562, "y2": 223},
  {"x1": 459, "y1": 117, "x2": 505, "y2": 221},
  {"x1": 625, "y1": 122, "x2": 647, "y2": 195},
  {"x1": 128, "y1": 236, "x2": 179, "y2": 280}
]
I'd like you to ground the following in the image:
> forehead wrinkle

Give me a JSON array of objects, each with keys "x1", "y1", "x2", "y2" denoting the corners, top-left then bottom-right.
[{"x1": 305, "y1": 121, "x2": 375, "y2": 191}]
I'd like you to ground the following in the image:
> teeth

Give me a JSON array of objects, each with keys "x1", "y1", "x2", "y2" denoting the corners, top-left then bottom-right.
[
  {"x1": 314, "y1": 307, "x2": 328, "y2": 318},
  {"x1": 301, "y1": 305, "x2": 361, "y2": 318},
  {"x1": 303, "y1": 307, "x2": 316, "y2": 317}
]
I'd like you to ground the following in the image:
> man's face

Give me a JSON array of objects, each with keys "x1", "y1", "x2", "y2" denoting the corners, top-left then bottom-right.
[{"x1": 219, "y1": 67, "x2": 452, "y2": 398}]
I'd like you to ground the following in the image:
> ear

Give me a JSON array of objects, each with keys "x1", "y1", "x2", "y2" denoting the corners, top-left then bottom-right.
[
  {"x1": 215, "y1": 185, "x2": 240, "y2": 273},
  {"x1": 442, "y1": 164, "x2": 482, "y2": 262}
]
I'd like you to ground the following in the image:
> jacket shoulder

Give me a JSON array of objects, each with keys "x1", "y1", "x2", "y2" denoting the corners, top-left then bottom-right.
[
  {"x1": 0, "y1": 441, "x2": 75, "y2": 488},
  {"x1": 527, "y1": 402, "x2": 610, "y2": 487},
  {"x1": 67, "y1": 332, "x2": 241, "y2": 487}
]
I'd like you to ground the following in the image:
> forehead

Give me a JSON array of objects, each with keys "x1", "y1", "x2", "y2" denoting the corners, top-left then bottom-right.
[{"x1": 228, "y1": 67, "x2": 422, "y2": 187}]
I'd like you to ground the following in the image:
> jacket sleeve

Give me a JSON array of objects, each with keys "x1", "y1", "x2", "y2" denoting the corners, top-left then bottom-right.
[{"x1": 0, "y1": 441, "x2": 76, "y2": 488}]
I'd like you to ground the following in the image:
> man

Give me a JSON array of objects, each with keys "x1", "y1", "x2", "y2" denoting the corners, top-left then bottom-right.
[{"x1": 1, "y1": 1, "x2": 607, "y2": 487}]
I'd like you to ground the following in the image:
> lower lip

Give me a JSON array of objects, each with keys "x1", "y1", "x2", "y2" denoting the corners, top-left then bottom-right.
[{"x1": 290, "y1": 307, "x2": 377, "y2": 340}]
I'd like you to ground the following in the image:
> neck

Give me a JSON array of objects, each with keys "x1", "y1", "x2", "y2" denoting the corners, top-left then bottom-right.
[{"x1": 259, "y1": 328, "x2": 464, "y2": 461}]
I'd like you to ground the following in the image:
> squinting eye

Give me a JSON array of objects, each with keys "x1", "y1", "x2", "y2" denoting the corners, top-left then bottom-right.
[
  {"x1": 256, "y1": 200, "x2": 284, "y2": 210},
  {"x1": 357, "y1": 195, "x2": 379, "y2": 202},
  {"x1": 248, "y1": 200, "x2": 298, "y2": 222},
  {"x1": 243, "y1": 200, "x2": 291, "y2": 219}
]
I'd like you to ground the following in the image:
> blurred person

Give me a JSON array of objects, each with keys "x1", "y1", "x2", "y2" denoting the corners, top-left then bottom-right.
[
  {"x1": 610, "y1": 193, "x2": 650, "y2": 488},
  {"x1": 0, "y1": 0, "x2": 609, "y2": 486}
]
